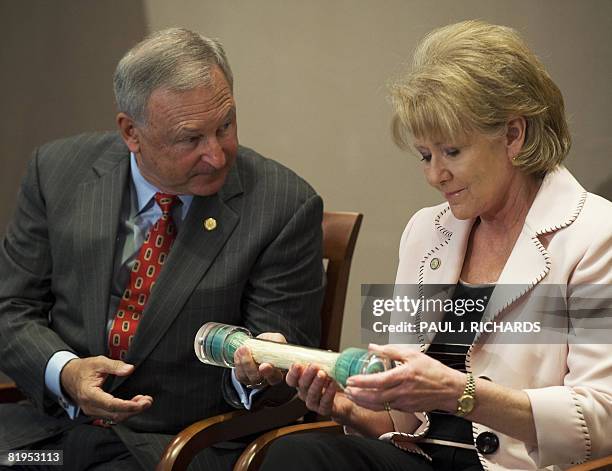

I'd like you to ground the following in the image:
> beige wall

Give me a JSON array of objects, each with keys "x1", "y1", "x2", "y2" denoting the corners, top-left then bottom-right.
[
  {"x1": 0, "y1": 0, "x2": 148, "y2": 230},
  {"x1": 143, "y1": 0, "x2": 612, "y2": 348},
  {"x1": 1, "y1": 1, "x2": 611, "y2": 354}
]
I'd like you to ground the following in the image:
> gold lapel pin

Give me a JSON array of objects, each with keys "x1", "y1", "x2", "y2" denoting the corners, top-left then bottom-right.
[
  {"x1": 203, "y1": 217, "x2": 217, "y2": 231},
  {"x1": 430, "y1": 257, "x2": 441, "y2": 270}
]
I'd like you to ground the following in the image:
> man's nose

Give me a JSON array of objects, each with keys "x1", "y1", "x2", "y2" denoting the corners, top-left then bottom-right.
[{"x1": 199, "y1": 137, "x2": 226, "y2": 169}]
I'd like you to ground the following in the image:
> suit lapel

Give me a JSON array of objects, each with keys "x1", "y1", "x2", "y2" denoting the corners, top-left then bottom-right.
[
  {"x1": 75, "y1": 139, "x2": 130, "y2": 356},
  {"x1": 474, "y1": 167, "x2": 586, "y2": 340},
  {"x1": 415, "y1": 207, "x2": 473, "y2": 344},
  {"x1": 419, "y1": 206, "x2": 472, "y2": 286},
  {"x1": 472, "y1": 229, "x2": 550, "y2": 342}
]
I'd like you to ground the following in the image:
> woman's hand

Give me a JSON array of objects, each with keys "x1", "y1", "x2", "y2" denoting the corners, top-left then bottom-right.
[
  {"x1": 345, "y1": 344, "x2": 538, "y2": 446},
  {"x1": 286, "y1": 364, "x2": 354, "y2": 425},
  {"x1": 344, "y1": 344, "x2": 464, "y2": 413}
]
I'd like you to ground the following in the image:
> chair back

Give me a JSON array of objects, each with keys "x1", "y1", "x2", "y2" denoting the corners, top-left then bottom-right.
[
  {"x1": 320, "y1": 211, "x2": 362, "y2": 351},
  {"x1": 157, "y1": 211, "x2": 363, "y2": 471}
]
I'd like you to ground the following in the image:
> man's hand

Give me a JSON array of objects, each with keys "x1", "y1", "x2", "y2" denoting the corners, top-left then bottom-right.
[
  {"x1": 234, "y1": 332, "x2": 286, "y2": 388},
  {"x1": 60, "y1": 356, "x2": 153, "y2": 423}
]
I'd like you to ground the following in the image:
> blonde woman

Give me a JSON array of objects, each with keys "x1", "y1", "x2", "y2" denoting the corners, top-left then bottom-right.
[{"x1": 262, "y1": 21, "x2": 612, "y2": 471}]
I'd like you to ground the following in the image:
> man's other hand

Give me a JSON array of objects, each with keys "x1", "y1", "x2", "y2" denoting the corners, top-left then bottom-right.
[
  {"x1": 234, "y1": 332, "x2": 286, "y2": 388},
  {"x1": 60, "y1": 356, "x2": 153, "y2": 422}
]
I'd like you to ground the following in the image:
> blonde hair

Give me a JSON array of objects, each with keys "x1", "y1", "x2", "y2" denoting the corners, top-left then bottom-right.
[{"x1": 390, "y1": 20, "x2": 571, "y2": 176}]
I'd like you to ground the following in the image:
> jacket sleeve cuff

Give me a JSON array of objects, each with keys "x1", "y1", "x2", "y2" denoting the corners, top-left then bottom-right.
[
  {"x1": 524, "y1": 386, "x2": 590, "y2": 466},
  {"x1": 230, "y1": 369, "x2": 264, "y2": 410}
]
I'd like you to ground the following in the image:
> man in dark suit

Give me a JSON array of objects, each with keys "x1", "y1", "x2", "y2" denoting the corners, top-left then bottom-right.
[{"x1": 0, "y1": 28, "x2": 324, "y2": 470}]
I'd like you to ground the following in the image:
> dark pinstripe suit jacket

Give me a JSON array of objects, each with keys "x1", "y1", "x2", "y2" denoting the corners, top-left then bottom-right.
[{"x1": 0, "y1": 132, "x2": 324, "y2": 468}]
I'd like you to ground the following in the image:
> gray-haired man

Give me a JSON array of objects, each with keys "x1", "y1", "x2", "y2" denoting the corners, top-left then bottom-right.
[{"x1": 0, "y1": 28, "x2": 323, "y2": 470}]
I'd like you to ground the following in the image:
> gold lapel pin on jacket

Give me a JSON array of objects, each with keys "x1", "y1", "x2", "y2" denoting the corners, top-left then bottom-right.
[
  {"x1": 430, "y1": 257, "x2": 441, "y2": 270},
  {"x1": 203, "y1": 218, "x2": 217, "y2": 231}
]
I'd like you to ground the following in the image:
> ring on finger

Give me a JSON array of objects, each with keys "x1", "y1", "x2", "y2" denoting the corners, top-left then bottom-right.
[{"x1": 245, "y1": 378, "x2": 266, "y2": 389}]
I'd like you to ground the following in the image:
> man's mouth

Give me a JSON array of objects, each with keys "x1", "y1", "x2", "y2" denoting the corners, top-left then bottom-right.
[{"x1": 192, "y1": 164, "x2": 220, "y2": 177}]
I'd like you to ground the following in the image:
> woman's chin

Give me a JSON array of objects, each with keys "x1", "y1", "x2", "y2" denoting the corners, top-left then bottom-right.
[{"x1": 447, "y1": 203, "x2": 476, "y2": 221}]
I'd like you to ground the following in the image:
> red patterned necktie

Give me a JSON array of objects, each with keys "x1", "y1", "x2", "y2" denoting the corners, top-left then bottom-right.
[{"x1": 108, "y1": 192, "x2": 179, "y2": 360}]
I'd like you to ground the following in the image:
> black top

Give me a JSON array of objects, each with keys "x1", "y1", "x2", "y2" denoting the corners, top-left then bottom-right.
[{"x1": 425, "y1": 281, "x2": 494, "y2": 445}]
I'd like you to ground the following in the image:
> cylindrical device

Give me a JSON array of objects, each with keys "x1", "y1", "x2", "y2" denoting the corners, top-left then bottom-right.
[
  {"x1": 194, "y1": 322, "x2": 252, "y2": 368},
  {"x1": 194, "y1": 322, "x2": 395, "y2": 387},
  {"x1": 331, "y1": 348, "x2": 394, "y2": 388}
]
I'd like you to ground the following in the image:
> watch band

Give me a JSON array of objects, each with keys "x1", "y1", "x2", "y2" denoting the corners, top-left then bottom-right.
[
  {"x1": 464, "y1": 373, "x2": 476, "y2": 396},
  {"x1": 456, "y1": 372, "x2": 476, "y2": 417}
]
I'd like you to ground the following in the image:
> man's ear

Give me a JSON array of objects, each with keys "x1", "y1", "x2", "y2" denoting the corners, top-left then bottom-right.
[
  {"x1": 505, "y1": 116, "x2": 526, "y2": 161},
  {"x1": 116, "y1": 113, "x2": 141, "y2": 153}
]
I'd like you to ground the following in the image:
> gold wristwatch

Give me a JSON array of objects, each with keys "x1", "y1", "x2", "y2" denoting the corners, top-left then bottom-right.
[{"x1": 456, "y1": 373, "x2": 476, "y2": 417}]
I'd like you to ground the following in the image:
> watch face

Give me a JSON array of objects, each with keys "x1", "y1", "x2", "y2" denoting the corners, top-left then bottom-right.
[{"x1": 459, "y1": 395, "x2": 475, "y2": 413}]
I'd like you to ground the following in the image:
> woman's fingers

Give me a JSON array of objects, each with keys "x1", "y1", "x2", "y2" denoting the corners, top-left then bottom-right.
[
  {"x1": 344, "y1": 384, "x2": 401, "y2": 410},
  {"x1": 305, "y1": 370, "x2": 328, "y2": 411},
  {"x1": 319, "y1": 379, "x2": 337, "y2": 416},
  {"x1": 286, "y1": 364, "x2": 303, "y2": 388},
  {"x1": 346, "y1": 364, "x2": 407, "y2": 389},
  {"x1": 287, "y1": 364, "x2": 338, "y2": 415},
  {"x1": 297, "y1": 364, "x2": 320, "y2": 391},
  {"x1": 368, "y1": 343, "x2": 416, "y2": 361}
]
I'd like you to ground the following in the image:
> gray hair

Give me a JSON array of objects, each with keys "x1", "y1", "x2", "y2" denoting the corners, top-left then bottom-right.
[{"x1": 113, "y1": 27, "x2": 234, "y2": 124}]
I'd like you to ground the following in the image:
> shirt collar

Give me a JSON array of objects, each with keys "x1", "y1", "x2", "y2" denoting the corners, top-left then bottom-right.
[{"x1": 130, "y1": 152, "x2": 193, "y2": 213}]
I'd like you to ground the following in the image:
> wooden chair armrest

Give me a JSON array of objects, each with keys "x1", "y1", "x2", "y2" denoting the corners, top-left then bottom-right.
[
  {"x1": 0, "y1": 382, "x2": 24, "y2": 403},
  {"x1": 156, "y1": 396, "x2": 309, "y2": 471},
  {"x1": 566, "y1": 455, "x2": 612, "y2": 471},
  {"x1": 234, "y1": 420, "x2": 343, "y2": 471}
]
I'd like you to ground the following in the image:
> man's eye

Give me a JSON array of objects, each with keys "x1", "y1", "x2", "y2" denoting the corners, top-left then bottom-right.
[
  {"x1": 219, "y1": 121, "x2": 232, "y2": 133},
  {"x1": 179, "y1": 136, "x2": 198, "y2": 144},
  {"x1": 420, "y1": 154, "x2": 432, "y2": 162}
]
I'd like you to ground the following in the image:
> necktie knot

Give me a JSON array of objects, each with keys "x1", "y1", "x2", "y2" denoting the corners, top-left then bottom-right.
[{"x1": 154, "y1": 193, "x2": 178, "y2": 216}]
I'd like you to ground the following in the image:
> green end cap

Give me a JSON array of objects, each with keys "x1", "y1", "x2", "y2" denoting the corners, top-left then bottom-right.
[
  {"x1": 223, "y1": 331, "x2": 250, "y2": 365},
  {"x1": 332, "y1": 348, "x2": 369, "y2": 388},
  {"x1": 203, "y1": 325, "x2": 250, "y2": 367}
]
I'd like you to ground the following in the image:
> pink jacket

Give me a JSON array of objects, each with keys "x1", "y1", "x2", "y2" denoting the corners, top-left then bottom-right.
[{"x1": 390, "y1": 166, "x2": 612, "y2": 470}]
